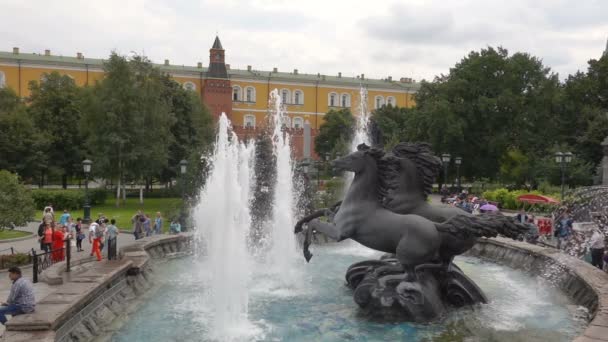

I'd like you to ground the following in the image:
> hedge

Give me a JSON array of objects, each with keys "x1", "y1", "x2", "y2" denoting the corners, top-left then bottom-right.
[
  {"x1": 31, "y1": 189, "x2": 107, "y2": 211},
  {"x1": 0, "y1": 253, "x2": 31, "y2": 269},
  {"x1": 482, "y1": 188, "x2": 561, "y2": 211}
]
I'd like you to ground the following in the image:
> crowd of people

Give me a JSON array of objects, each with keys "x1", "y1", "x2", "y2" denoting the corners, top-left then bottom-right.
[{"x1": 441, "y1": 187, "x2": 608, "y2": 273}]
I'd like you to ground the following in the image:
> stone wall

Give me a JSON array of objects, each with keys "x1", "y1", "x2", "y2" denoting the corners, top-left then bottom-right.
[
  {"x1": 2, "y1": 234, "x2": 193, "y2": 342},
  {"x1": 467, "y1": 237, "x2": 608, "y2": 342}
]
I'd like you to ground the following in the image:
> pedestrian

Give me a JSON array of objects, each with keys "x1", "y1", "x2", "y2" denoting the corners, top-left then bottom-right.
[
  {"x1": 51, "y1": 224, "x2": 65, "y2": 262},
  {"x1": 131, "y1": 211, "x2": 143, "y2": 240},
  {"x1": 143, "y1": 214, "x2": 152, "y2": 237},
  {"x1": 58, "y1": 209, "x2": 70, "y2": 226},
  {"x1": 556, "y1": 212, "x2": 573, "y2": 250},
  {"x1": 154, "y1": 212, "x2": 163, "y2": 235},
  {"x1": 75, "y1": 218, "x2": 84, "y2": 252},
  {"x1": 106, "y1": 219, "x2": 119, "y2": 260},
  {"x1": 516, "y1": 209, "x2": 528, "y2": 224},
  {"x1": 42, "y1": 207, "x2": 54, "y2": 226},
  {"x1": 588, "y1": 227, "x2": 605, "y2": 270},
  {"x1": 169, "y1": 219, "x2": 181, "y2": 234},
  {"x1": 37, "y1": 222, "x2": 46, "y2": 251},
  {"x1": 42, "y1": 224, "x2": 53, "y2": 253},
  {"x1": 89, "y1": 222, "x2": 102, "y2": 261},
  {"x1": 0, "y1": 267, "x2": 35, "y2": 325}
]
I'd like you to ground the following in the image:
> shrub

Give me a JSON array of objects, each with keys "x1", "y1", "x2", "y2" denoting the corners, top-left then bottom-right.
[
  {"x1": 481, "y1": 187, "x2": 561, "y2": 212},
  {"x1": 0, "y1": 170, "x2": 35, "y2": 230},
  {"x1": 0, "y1": 253, "x2": 31, "y2": 269},
  {"x1": 31, "y1": 188, "x2": 108, "y2": 211}
]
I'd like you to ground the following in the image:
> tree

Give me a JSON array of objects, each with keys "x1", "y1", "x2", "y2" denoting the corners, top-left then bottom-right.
[
  {"x1": 0, "y1": 170, "x2": 35, "y2": 231},
  {"x1": 27, "y1": 72, "x2": 85, "y2": 188},
  {"x1": 370, "y1": 104, "x2": 411, "y2": 148},
  {"x1": 314, "y1": 108, "x2": 355, "y2": 158},
  {"x1": 409, "y1": 47, "x2": 562, "y2": 181},
  {"x1": 499, "y1": 148, "x2": 531, "y2": 187},
  {"x1": 0, "y1": 88, "x2": 47, "y2": 180}
]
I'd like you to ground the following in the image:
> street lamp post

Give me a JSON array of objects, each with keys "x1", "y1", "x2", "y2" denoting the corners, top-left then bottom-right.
[
  {"x1": 455, "y1": 157, "x2": 462, "y2": 192},
  {"x1": 555, "y1": 151, "x2": 573, "y2": 199},
  {"x1": 82, "y1": 159, "x2": 92, "y2": 223},
  {"x1": 441, "y1": 153, "x2": 451, "y2": 190}
]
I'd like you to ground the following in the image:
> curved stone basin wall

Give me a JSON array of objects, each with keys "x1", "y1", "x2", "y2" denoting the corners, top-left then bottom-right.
[
  {"x1": 467, "y1": 237, "x2": 608, "y2": 342},
  {"x1": 1, "y1": 234, "x2": 193, "y2": 342}
]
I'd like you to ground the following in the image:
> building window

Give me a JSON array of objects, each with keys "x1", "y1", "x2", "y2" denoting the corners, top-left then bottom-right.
[
  {"x1": 281, "y1": 116, "x2": 291, "y2": 129},
  {"x1": 244, "y1": 114, "x2": 256, "y2": 128},
  {"x1": 0, "y1": 71, "x2": 5, "y2": 88},
  {"x1": 387, "y1": 96, "x2": 395, "y2": 106},
  {"x1": 341, "y1": 93, "x2": 351, "y2": 107},
  {"x1": 374, "y1": 96, "x2": 385, "y2": 109},
  {"x1": 233, "y1": 86, "x2": 242, "y2": 101},
  {"x1": 293, "y1": 90, "x2": 304, "y2": 105},
  {"x1": 245, "y1": 86, "x2": 256, "y2": 102},
  {"x1": 329, "y1": 92, "x2": 338, "y2": 107},
  {"x1": 281, "y1": 89, "x2": 290, "y2": 104},
  {"x1": 183, "y1": 82, "x2": 196, "y2": 91},
  {"x1": 293, "y1": 117, "x2": 304, "y2": 129}
]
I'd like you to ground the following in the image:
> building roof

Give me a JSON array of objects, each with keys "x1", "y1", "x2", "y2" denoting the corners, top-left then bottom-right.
[
  {"x1": 0, "y1": 50, "x2": 420, "y2": 91},
  {"x1": 212, "y1": 36, "x2": 223, "y2": 50}
]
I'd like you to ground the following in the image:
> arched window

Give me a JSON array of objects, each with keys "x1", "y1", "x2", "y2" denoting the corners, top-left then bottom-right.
[
  {"x1": 293, "y1": 117, "x2": 304, "y2": 129},
  {"x1": 281, "y1": 116, "x2": 291, "y2": 129},
  {"x1": 281, "y1": 89, "x2": 290, "y2": 104},
  {"x1": 245, "y1": 86, "x2": 256, "y2": 102},
  {"x1": 328, "y1": 92, "x2": 338, "y2": 107},
  {"x1": 232, "y1": 86, "x2": 242, "y2": 102},
  {"x1": 341, "y1": 93, "x2": 351, "y2": 107},
  {"x1": 293, "y1": 90, "x2": 304, "y2": 105},
  {"x1": 244, "y1": 114, "x2": 256, "y2": 128},
  {"x1": 183, "y1": 82, "x2": 196, "y2": 91},
  {"x1": 386, "y1": 96, "x2": 395, "y2": 106},
  {"x1": 0, "y1": 71, "x2": 5, "y2": 88},
  {"x1": 374, "y1": 95, "x2": 385, "y2": 109}
]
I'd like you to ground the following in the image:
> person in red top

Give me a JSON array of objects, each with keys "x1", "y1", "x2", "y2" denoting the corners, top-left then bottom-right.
[
  {"x1": 89, "y1": 222, "x2": 102, "y2": 261},
  {"x1": 51, "y1": 225, "x2": 65, "y2": 262},
  {"x1": 42, "y1": 224, "x2": 53, "y2": 253}
]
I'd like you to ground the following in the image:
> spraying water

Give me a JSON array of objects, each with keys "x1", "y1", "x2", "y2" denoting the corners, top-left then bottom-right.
[
  {"x1": 267, "y1": 89, "x2": 300, "y2": 275},
  {"x1": 350, "y1": 86, "x2": 372, "y2": 152},
  {"x1": 193, "y1": 113, "x2": 257, "y2": 340}
]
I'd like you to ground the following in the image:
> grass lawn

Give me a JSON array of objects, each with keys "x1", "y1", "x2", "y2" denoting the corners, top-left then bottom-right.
[
  {"x1": 0, "y1": 229, "x2": 32, "y2": 240},
  {"x1": 86, "y1": 197, "x2": 183, "y2": 232}
]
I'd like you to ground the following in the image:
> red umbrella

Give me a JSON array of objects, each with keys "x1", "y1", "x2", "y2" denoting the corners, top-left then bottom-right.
[{"x1": 516, "y1": 194, "x2": 560, "y2": 205}]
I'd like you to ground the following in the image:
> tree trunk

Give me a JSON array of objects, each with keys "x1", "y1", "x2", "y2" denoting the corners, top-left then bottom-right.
[
  {"x1": 139, "y1": 184, "x2": 144, "y2": 205},
  {"x1": 62, "y1": 174, "x2": 68, "y2": 189},
  {"x1": 115, "y1": 176, "x2": 121, "y2": 208}
]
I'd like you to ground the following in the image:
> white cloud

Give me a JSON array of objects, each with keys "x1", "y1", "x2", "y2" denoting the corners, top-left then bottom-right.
[{"x1": 0, "y1": 0, "x2": 606, "y2": 81}]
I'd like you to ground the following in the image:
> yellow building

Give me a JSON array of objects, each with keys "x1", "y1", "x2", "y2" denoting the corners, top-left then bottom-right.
[{"x1": 0, "y1": 38, "x2": 419, "y2": 132}]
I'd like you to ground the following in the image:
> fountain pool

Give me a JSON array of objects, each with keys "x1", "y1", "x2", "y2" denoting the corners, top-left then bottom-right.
[{"x1": 111, "y1": 242, "x2": 585, "y2": 342}]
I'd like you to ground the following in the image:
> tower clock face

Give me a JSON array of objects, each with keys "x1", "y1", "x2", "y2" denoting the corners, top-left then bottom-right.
[{"x1": 215, "y1": 53, "x2": 221, "y2": 60}]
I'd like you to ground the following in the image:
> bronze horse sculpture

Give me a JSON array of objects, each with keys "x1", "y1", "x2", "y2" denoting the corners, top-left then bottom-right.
[{"x1": 294, "y1": 144, "x2": 528, "y2": 321}]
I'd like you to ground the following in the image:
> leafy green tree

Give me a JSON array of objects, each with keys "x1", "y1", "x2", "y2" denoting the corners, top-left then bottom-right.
[
  {"x1": 499, "y1": 148, "x2": 530, "y2": 187},
  {"x1": 314, "y1": 108, "x2": 355, "y2": 158},
  {"x1": 27, "y1": 72, "x2": 85, "y2": 188},
  {"x1": 0, "y1": 170, "x2": 35, "y2": 231},
  {"x1": 0, "y1": 88, "x2": 47, "y2": 180},
  {"x1": 410, "y1": 47, "x2": 562, "y2": 181},
  {"x1": 370, "y1": 104, "x2": 411, "y2": 148}
]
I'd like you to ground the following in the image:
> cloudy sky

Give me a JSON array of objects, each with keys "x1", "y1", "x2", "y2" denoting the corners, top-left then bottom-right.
[{"x1": 1, "y1": 0, "x2": 607, "y2": 81}]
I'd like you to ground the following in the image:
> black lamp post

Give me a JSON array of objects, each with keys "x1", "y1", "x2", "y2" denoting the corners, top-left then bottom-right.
[
  {"x1": 455, "y1": 157, "x2": 462, "y2": 192},
  {"x1": 82, "y1": 159, "x2": 92, "y2": 223},
  {"x1": 555, "y1": 151, "x2": 573, "y2": 199},
  {"x1": 441, "y1": 153, "x2": 451, "y2": 189},
  {"x1": 179, "y1": 159, "x2": 188, "y2": 231}
]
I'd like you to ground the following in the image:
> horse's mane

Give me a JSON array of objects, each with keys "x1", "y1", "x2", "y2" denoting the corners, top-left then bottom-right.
[
  {"x1": 391, "y1": 142, "x2": 442, "y2": 197},
  {"x1": 357, "y1": 144, "x2": 401, "y2": 202}
]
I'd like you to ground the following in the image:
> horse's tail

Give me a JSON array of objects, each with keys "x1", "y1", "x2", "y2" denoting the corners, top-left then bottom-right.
[{"x1": 435, "y1": 214, "x2": 529, "y2": 240}]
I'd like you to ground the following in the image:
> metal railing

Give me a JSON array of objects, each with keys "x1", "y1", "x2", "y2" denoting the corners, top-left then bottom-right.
[
  {"x1": 0, "y1": 247, "x2": 15, "y2": 255},
  {"x1": 31, "y1": 237, "x2": 71, "y2": 283}
]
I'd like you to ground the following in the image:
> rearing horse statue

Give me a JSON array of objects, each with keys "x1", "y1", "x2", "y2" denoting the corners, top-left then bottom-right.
[{"x1": 294, "y1": 145, "x2": 529, "y2": 321}]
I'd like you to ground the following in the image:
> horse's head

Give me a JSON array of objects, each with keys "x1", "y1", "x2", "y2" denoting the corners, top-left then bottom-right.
[{"x1": 332, "y1": 144, "x2": 381, "y2": 174}]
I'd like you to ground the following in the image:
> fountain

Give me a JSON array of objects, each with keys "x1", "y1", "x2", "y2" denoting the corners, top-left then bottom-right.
[{"x1": 110, "y1": 106, "x2": 588, "y2": 342}]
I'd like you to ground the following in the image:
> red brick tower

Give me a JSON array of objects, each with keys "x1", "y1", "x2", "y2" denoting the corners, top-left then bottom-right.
[{"x1": 203, "y1": 36, "x2": 232, "y2": 120}]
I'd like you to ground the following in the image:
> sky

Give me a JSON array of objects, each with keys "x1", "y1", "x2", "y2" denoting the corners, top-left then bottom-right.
[{"x1": 1, "y1": 0, "x2": 607, "y2": 82}]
